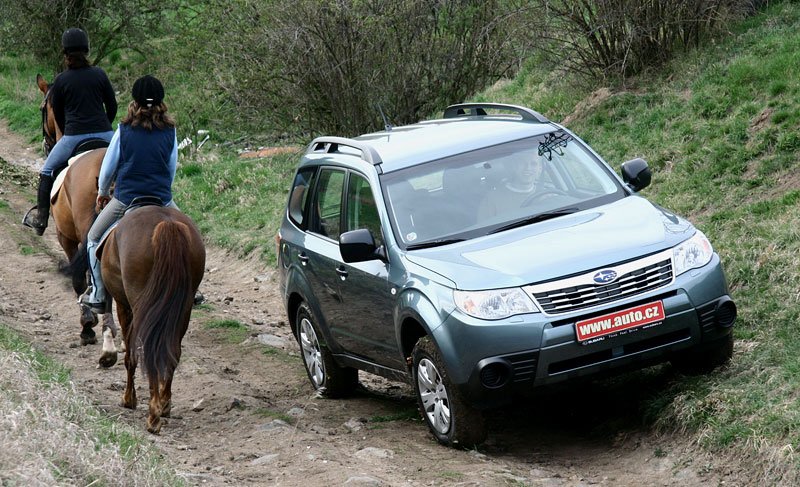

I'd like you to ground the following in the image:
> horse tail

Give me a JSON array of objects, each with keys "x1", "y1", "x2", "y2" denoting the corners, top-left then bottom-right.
[
  {"x1": 132, "y1": 220, "x2": 195, "y2": 384},
  {"x1": 62, "y1": 242, "x2": 90, "y2": 295},
  {"x1": 61, "y1": 213, "x2": 99, "y2": 295}
]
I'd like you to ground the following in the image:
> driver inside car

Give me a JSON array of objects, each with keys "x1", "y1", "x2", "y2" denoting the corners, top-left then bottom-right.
[{"x1": 477, "y1": 153, "x2": 549, "y2": 220}]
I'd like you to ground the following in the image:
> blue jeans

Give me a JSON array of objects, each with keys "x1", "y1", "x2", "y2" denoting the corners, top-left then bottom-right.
[{"x1": 41, "y1": 131, "x2": 114, "y2": 177}]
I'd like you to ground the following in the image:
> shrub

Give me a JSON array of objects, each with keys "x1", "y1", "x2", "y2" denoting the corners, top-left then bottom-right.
[
  {"x1": 206, "y1": 0, "x2": 534, "y2": 136},
  {"x1": 531, "y1": 0, "x2": 762, "y2": 81}
]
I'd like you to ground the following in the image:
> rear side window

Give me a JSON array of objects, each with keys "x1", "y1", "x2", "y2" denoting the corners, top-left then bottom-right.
[{"x1": 288, "y1": 167, "x2": 317, "y2": 227}]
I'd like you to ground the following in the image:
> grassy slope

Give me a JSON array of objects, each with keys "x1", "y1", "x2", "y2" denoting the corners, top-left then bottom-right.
[
  {"x1": 1, "y1": 1, "x2": 799, "y2": 479},
  {"x1": 481, "y1": 1, "x2": 800, "y2": 474}
]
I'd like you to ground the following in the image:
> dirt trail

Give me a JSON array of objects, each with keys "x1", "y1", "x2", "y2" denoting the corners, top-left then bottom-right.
[{"x1": 0, "y1": 121, "x2": 746, "y2": 486}]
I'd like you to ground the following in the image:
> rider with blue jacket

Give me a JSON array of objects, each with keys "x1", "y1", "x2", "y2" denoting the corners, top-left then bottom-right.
[{"x1": 80, "y1": 75, "x2": 179, "y2": 313}]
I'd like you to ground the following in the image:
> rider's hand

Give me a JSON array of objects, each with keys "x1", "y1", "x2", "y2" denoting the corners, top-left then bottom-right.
[{"x1": 96, "y1": 195, "x2": 111, "y2": 212}]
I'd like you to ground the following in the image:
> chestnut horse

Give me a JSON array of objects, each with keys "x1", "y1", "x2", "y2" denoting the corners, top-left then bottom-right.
[
  {"x1": 99, "y1": 205, "x2": 205, "y2": 433},
  {"x1": 35, "y1": 74, "x2": 119, "y2": 358}
]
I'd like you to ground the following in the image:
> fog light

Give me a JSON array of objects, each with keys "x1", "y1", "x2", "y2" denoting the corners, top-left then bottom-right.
[
  {"x1": 715, "y1": 299, "x2": 737, "y2": 328},
  {"x1": 479, "y1": 361, "x2": 511, "y2": 389}
]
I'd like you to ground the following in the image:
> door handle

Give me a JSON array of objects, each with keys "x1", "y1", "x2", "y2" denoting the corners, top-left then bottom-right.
[
  {"x1": 336, "y1": 266, "x2": 348, "y2": 279},
  {"x1": 298, "y1": 252, "x2": 309, "y2": 265}
]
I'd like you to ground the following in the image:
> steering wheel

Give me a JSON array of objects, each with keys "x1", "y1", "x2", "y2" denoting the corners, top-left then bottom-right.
[{"x1": 521, "y1": 189, "x2": 569, "y2": 207}]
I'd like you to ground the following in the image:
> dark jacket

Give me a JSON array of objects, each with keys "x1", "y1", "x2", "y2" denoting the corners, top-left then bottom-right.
[
  {"x1": 50, "y1": 66, "x2": 117, "y2": 135},
  {"x1": 114, "y1": 124, "x2": 176, "y2": 205}
]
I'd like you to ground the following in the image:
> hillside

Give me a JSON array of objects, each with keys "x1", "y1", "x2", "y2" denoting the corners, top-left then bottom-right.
[
  {"x1": 1, "y1": 0, "x2": 799, "y2": 483},
  {"x1": 481, "y1": 1, "x2": 800, "y2": 478}
]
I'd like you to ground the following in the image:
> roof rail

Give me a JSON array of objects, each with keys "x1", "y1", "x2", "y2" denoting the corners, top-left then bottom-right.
[
  {"x1": 443, "y1": 103, "x2": 550, "y2": 123},
  {"x1": 306, "y1": 136, "x2": 383, "y2": 165}
]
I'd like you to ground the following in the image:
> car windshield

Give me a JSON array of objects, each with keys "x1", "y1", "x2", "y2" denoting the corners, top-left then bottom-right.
[{"x1": 380, "y1": 131, "x2": 626, "y2": 248}]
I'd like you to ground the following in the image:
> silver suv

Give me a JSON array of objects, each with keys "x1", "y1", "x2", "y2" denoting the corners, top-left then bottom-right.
[{"x1": 277, "y1": 103, "x2": 736, "y2": 447}]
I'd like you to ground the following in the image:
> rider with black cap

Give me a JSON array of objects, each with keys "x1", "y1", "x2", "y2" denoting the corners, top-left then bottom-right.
[
  {"x1": 25, "y1": 27, "x2": 117, "y2": 235},
  {"x1": 80, "y1": 74, "x2": 180, "y2": 313}
]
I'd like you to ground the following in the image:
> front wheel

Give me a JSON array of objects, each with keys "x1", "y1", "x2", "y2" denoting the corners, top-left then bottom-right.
[
  {"x1": 296, "y1": 302, "x2": 358, "y2": 398},
  {"x1": 412, "y1": 336, "x2": 486, "y2": 448}
]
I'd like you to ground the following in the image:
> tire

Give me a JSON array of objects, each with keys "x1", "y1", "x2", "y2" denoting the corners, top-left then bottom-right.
[
  {"x1": 671, "y1": 333, "x2": 733, "y2": 375},
  {"x1": 412, "y1": 336, "x2": 487, "y2": 448},
  {"x1": 296, "y1": 302, "x2": 358, "y2": 398}
]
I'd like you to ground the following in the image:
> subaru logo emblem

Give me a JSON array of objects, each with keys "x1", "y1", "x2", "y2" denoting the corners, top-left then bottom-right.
[{"x1": 593, "y1": 269, "x2": 618, "y2": 284}]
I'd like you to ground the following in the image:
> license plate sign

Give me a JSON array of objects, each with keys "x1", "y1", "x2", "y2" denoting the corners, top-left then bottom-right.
[{"x1": 575, "y1": 301, "x2": 665, "y2": 343}]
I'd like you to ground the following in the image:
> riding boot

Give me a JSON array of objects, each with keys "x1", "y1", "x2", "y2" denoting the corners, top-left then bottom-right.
[
  {"x1": 29, "y1": 174, "x2": 55, "y2": 236},
  {"x1": 80, "y1": 240, "x2": 107, "y2": 312}
]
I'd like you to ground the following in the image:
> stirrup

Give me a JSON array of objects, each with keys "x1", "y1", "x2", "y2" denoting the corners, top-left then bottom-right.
[{"x1": 79, "y1": 293, "x2": 106, "y2": 314}]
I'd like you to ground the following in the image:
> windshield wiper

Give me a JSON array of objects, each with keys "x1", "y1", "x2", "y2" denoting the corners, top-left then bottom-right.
[
  {"x1": 489, "y1": 207, "x2": 580, "y2": 234},
  {"x1": 406, "y1": 238, "x2": 465, "y2": 250}
]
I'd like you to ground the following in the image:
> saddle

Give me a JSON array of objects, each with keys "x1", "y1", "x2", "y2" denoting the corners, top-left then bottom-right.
[
  {"x1": 96, "y1": 196, "x2": 167, "y2": 260},
  {"x1": 50, "y1": 138, "x2": 111, "y2": 201}
]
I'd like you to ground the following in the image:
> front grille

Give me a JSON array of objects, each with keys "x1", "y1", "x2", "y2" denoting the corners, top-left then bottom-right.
[{"x1": 526, "y1": 251, "x2": 674, "y2": 315}]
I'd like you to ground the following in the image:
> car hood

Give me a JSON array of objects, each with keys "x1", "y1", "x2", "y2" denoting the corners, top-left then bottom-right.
[{"x1": 404, "y1": 196, "x2": 694, "y2": 289}]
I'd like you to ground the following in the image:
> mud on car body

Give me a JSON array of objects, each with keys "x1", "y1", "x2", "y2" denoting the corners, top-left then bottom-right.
[{"x1": 277, "y1": 103, "x2": 736, "y2": 447}]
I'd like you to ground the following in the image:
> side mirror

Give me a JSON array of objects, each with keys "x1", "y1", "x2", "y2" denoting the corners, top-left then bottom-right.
[
  {"x1": 340, "y1": 228, "x2": 385, "y2": 263},
  {"x1": 621, "y1": 158, "x2": 651, "y2": 192}
]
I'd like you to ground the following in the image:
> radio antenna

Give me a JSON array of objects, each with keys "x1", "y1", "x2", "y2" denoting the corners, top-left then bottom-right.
[{"x1": 377, "y1": 104, "x2": 392, "y2": 132}]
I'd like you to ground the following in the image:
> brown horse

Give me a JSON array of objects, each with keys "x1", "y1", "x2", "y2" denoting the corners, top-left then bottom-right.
[
  {"x1": 35, "y1": 74, "x2": 119, "y2": 354},
  {"x1": 99, "y1": 205, "x2": 205, "y2": 433}
]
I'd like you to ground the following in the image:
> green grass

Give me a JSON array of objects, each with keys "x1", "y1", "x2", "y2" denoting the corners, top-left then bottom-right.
[
  {"x1": 2, "y1": 0, "x2": 800, "y2": 481},
  {"x1": 254, "y1": 407, "x2": 295, "y2": 424},
  {"x1": 173, "y1": 150, "x2": 299, "y2": 263},
  {"x1": 0, "y1": 55, "x2": 49, "y2": 144},
  {"x1": 481, "y1": 0, "x2": 800, "y2": 473},
  {"x1": 0, "y1": 325, "x2": 71, "y2": 385},
  {"x1": 0, "y1": 324, "x2": 183, "y2": 484},
  {"x1": 202, "y1": 318, "x2": 250, "y2": 344},
  {"x1": 18, "y1": 244, "x2": 36, "y2": 255}
]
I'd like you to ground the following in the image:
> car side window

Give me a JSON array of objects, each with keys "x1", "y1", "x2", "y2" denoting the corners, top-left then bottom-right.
[
  {"x1": 288, "y1": 167, "x2": 317, "y2": 227},
  {"x1": 345, "y1": 173, "x2": 383, "y2": 248},
  {"x1": 311, "y1": 168, "x2": 345, "y2": 240}
]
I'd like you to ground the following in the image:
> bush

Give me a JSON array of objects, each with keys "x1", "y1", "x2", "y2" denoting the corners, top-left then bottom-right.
[
  {"x1": 0, "y1": 0, "x2": 178, "y2": 70},
  {"x1": 531, "y1": 0, "x2": 762, "y2": 81},
  {"x1": 206, "y1": 0, "x2": 534, "y2": 137}
]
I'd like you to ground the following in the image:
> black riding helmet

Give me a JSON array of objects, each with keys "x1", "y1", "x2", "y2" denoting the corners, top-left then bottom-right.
[
  {"x1": 132, "y1": 75, "x2": 165, "y2": 107},
  {"x1": 62, "y1": 28, "x2": 89, "y2": 54}
]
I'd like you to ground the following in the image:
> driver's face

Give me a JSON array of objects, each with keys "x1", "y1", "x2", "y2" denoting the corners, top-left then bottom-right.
[{"x1": 513, "y1": 158, "x2": 543, "y2": 187}]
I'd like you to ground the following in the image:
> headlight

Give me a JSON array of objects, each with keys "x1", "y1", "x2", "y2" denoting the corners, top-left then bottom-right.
[
  {"x1": 453, "y1": 288, "x2": 538, "y2": 320},
  {"x1": 673, "y1": 231, "x2": 713, "y2": 276}
]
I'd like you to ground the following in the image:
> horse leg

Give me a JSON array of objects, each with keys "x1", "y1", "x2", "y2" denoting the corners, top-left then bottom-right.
[
  {"x1": 98, "y1": 312, "x2": 119, "y2": 368},
  {"x1": 79, "y1": 304, "x2": 98, "y2": 345},
  {"x1": 146, "y1": 374, "x2": 165, "y2": 434},
  {"x1": 121, "y1": 346, "x2": 137, "y2": 410},
  {"x1": 118, "y1": 307, "x2": 136, "y2": 410},
  {"x1": 160, "y1": 376, "x2": 174, "y2": 418}
]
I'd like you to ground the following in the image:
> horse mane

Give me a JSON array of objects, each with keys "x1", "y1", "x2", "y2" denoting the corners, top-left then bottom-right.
[{"x1": 131, "y1": 219, "x2": 195, "y2": 383}]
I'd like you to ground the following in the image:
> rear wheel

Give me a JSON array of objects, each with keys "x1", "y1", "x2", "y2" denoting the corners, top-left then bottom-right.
[
  {"x1": 412, "y1": 336, "x2": 486, "y2": 448},
  {"x1": 296, "y1": 302, "x2": 358, "y2": 398},
  {"x1": 671, "y1": 333, "x2": 733, "y2": 375}
]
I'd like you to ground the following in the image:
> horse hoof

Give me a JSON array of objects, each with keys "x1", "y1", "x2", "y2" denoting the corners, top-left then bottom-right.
[
  {"x1": 147, "y1": 418, "x2": 162, "y2": 434},
  {"x1": 120, "y1": 400, "x2": 136, "y2": 410},
  {"x1": 98, "y1": 352, "x2": 117, "y2": 368},
  {"x1": 80, "y1": 334, "x2": 98, "y2": 346},
  {"x1": 80, "y1": 305, "x2": 99, "y2": 327}
]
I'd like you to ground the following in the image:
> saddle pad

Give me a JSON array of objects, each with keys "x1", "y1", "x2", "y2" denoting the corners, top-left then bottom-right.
[{"x1": 50, "y1": 149, "x2": 102, "y2": 202}]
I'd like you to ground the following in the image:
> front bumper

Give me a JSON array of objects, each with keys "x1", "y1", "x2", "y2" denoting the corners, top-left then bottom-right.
[{"x1": 433, "y1": 255, "x2": 735, "y2": 409}]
